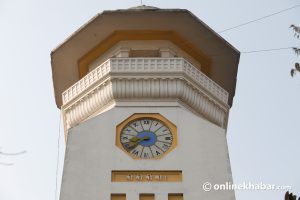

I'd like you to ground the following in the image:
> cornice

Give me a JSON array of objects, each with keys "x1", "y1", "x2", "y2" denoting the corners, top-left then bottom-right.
[
  {"x1": 63, "y1": 58, "x2": 228, "y2": 105},
  {"x1": 61, "y1": 58, "x2": 230, "y2": 136}
]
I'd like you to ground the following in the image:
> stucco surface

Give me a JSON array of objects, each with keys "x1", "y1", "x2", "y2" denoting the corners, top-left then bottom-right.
[{"x1": 60, "y1": 105, "x2": 234, "y2": 200}]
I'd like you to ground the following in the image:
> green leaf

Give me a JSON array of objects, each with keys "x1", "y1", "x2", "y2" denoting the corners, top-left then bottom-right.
[
  {"x1": 290, "y1": 24, "x2": 300, "y2": 38},
  {"x1": 295, "y1": 63, "x2": 300, "y2": 71},
  {"x1": 293, "y1": 195, "x2": 297, "y2": 200},
  {"x1": 293, "y1": 48, "x2": 300, "y2": 56},
  {"x1": 290, "y1": 24, "x2": 300, "y2": 33},
  {"x1": 291, "y1": 69, "x2": 295, "y2": 77}
]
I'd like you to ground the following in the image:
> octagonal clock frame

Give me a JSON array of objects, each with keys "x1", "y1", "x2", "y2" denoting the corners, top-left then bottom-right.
[{"x1": 116, "y1": 113, "x2": 177, "y2": 160}]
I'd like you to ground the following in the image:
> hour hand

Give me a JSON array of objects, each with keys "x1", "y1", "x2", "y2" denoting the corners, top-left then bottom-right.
[
  {"x1": 127, "y1": 136, "x2": 150, "y2": 149},
  {"x1": 129, "y1": 137, "x2": 140, "y2": 142},
  {"x1": 129, "y1": 136, "x2": 150, "y2": 142}
]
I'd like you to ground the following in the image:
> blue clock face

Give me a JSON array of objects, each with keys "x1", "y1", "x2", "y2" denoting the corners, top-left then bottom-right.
[
  {"x1": 135, "y1": 131, "x2": 157, "y2": 146},
  {"x1": 120, "y1": 118, "x2": 173, "y2": 159}
]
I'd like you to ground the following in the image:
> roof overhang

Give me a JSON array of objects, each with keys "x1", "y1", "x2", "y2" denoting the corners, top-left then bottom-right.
[{"x1": 51, "y1": 8, "x2": 240, "y2": 108}]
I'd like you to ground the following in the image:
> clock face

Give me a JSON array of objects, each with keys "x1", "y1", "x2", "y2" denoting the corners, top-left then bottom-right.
[{"x1": 120, "y1": 118, "x2": 173, "y2": 159}]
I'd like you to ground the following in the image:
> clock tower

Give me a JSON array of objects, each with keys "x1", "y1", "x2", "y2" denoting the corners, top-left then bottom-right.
[{"x1": 51, "y1": 5, "x2": 240, "y2": 200}]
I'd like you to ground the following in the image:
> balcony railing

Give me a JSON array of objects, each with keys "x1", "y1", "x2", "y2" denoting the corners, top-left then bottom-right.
[{"x1": 62, "y1": 58, "x2": 229, "y2": 105}]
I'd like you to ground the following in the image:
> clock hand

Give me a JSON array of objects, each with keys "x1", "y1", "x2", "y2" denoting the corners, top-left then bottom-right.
[
  {"x1": 129, "y1": 136, "x2": 150, "y2": 142},
  {"x1": 141, "y1": 136, "x2": 150, "y2": 141},
  {"x1": 128, "y1": 136, "x2": 150, "y2": 149},
  {"x1": 128, "y1": 142, "x2": 139, "y2": 149},
  {"x1": 129, "y1": 137, "x2": 140, "y2": 142}
]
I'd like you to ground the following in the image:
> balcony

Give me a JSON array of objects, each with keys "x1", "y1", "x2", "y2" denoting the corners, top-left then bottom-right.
[
  {"x1": 62, "y1": 58, "x2": 229, "y2": 105},
  {"x1": 61, "y1": 58, "x2": 229, "y2": 130}
]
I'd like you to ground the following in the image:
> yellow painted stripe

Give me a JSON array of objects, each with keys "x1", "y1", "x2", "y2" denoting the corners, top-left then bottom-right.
[
  {"x1": 78, "y1": 30, "x2": 211, "y2": 78},
  {"x1": 111, "y1": 170, "x2": 182, "y2": 182}
]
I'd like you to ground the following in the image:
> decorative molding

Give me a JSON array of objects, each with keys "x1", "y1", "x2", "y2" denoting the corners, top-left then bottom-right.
[
  {"x1": 62, "y1": 58, "x2": 228, "y2": 105},
  {"x1": 61, "y1": 58, "x2": 229, "y2": 133},
  {"x1": 62, "y1": 78, "x2": 228, "y2": 130}
]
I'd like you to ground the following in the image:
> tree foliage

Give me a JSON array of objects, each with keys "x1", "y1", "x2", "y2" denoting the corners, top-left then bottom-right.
[
  {"x1": 285, "y1": 191, "x2": 300, "y2": 200},
  {"x1": 290, "y1": 24, "x2": 300, "y2": 77}
]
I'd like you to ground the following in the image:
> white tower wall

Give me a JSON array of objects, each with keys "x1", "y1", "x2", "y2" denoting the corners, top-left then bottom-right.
[{"x1": 60, "y1": 104, "x2": 234, "y2": 200}]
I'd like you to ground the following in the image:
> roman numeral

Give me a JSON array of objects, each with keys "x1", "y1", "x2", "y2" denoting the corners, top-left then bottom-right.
[
  {"x1": 143, "y1": 153, "x2": 149, "y2": 158},
  {"x1": 132, "y1": 150, "x2": 139, "y2": 156},
  {"x1": 162, "y1": 144, "x2": 169, "y2": 150}
]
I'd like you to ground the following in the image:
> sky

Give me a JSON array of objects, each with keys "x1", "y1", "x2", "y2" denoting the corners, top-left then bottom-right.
[{"x1": 0, "y1": 0, "x2": 299, "y2": 200}]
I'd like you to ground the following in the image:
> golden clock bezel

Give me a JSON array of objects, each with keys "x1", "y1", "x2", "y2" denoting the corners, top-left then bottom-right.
[{"x1": 116, "y1": 113, "x2": 177, "y2": 160}]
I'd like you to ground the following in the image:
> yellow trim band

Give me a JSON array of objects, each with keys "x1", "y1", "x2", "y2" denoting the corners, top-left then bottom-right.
[
  {"x1": 78, "y1": 30, "x2": 211, "y2": 77},
  {"x1": 111, "y1": 170, "x2": 182, "y2": 182}
]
